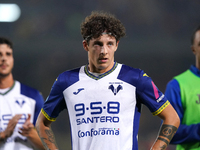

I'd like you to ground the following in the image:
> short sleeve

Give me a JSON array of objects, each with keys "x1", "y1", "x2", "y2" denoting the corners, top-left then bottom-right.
[{"x1": 136, "y1": 71, "x2": 169, "y2": 115}]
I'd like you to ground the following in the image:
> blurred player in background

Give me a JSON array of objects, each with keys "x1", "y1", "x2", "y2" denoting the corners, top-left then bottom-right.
[
  {"x1": 36, "y1": 11, "x2": 180, "y2": 150},
  {"x1": 165, "y1": 25, "x2": 200, "y2": 150},
  {"x1": 0, "y1": 37, "x2": 45, "y2": 150}
]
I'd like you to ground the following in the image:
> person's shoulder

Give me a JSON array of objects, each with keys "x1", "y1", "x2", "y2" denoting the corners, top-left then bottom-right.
[
  {"x1": 118, "y1": 64, "x2": 145, "y2": 85},
  {"x1": 174, "y1": 69, "x2": 189, "y2": 78},
  {"x1": 17, "y1": 81, "x2": 42, "y2": 99},
  {"x1": 60, "y1": 67, "x2": 81, "y2": 76},
  {"x1": 173, "y1": 69, "x2": 191, "y2": 83},
  {"x1": 166, "y1": 78, "x2": 179, "y2": 88},
  {"x1": 120, "y1": 64, "x2": 143, "y2": 73},
  {"x1": 18, "y1": 81, "x2": 40, "y2": 93},
  {"x1": 119, "y1": 63, "x2": 145, "y2": 77},
  {"x1": 53, "y1": 66, "x2": 82, "y2": 90},
  {"x1": 57, "y1": 66, "x2": 81, "y2": 81}
]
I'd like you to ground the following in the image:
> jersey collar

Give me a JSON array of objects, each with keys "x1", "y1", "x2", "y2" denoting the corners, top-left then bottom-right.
[
  {"x1": 0, "y1": 81, "x2": 16, "y2": 95},
  {"x1": 84, "y1": 62, "x2": 118, "y2": 80}
]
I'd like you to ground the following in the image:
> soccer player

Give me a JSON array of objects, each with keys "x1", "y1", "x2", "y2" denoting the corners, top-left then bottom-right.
[
  {"x1": 165, "y1": 25, "x2": 200, "y2": 150},
  {"x1": 0, "y1": 37, "x2": 45, "y2": 150},
  {"x1": 36, "y1": 11, "x2": 180, "y2": 150}
]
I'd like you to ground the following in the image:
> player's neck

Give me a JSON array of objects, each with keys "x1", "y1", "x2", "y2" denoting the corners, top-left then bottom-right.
[
  {"x1": 195, "y1": 60, "x2": 200, "y2": 70},
  {"x1": 88, "y1": 62, "x2": 115, "y2": 74},
  {"x1": 0, "y1": 73, "x2": 14, "y2": 89}
]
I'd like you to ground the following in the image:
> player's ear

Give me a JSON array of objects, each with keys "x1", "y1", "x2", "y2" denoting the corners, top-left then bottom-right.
[
  {"x1": 191, "y1": 45, "x2": 196, "y2": 55},
  {"x1": 114, "y1": 40, "x2": 120, "y2": 52},
  {"x1": 83, "y1": 40, "x2": 89, "y2": 51}
]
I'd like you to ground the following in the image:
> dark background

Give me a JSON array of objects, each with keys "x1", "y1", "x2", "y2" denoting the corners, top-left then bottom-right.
[{"x1": 1, "y1": 1, "x2": 200, "y2": 149}]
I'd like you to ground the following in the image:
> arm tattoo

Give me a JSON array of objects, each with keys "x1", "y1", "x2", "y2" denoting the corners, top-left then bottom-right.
[
  {"x1": 45, "y1": 129, "x2": 57, "y2": 144},
  {"x1": 41, "y1": 137, "x2": 51, "y2": 149},
  {"x1": 158, "y1": 137, "x2": 169, "y2": 145},
  {"x1": 160, "y1": 144, "x2": 167, "y2": 150},
  {"x1": 159, "y1": 124, "x2": 177, "y2": 141},
  {"x1": 36, "y1": 125, "x2": 58, "y2": 149},
  {"x1": 36, "y1": 125, "x2": 50, "y2": 149}
]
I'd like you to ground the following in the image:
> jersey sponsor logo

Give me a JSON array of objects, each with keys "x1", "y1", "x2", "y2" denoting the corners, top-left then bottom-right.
[
  {"x1": 156, "y1": 94, "x2": 164, "y2": 103},
  {"x1": 0, "y1": 114, "x2": 27, "y2": 126},
  {"x1": 78, "y1": 127, "x2": 120, "y2": 138},
  {"x1": 76, "y1": 116, "x2": 119, "y2": 125},
  {"x1": 74, "y1": 101, "x2": 120, "y2": 125},
  {"x1": 74, "y1": 101, "x2": 120, "y2": 116},
  {"x1": 73, "y1": 88, "x2": 84, "y2": 95},
  {"x1": 108, "y1": 82, "x2": 123, "y2": 95}
]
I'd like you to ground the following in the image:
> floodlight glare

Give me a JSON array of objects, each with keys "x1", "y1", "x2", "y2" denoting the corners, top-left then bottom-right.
[{"x1": 0, "y1": 4, "x2": 21, "y2": 22}]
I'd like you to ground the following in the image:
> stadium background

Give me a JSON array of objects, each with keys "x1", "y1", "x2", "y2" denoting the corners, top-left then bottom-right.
[{"x1": 1, "y1": 1, "x2": 200, "y2": 149}]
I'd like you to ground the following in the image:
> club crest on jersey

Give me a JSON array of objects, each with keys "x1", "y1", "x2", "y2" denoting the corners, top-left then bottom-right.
[
  {"x1": 108, "y1": 82, "x2": 123, "y2": 95},
  {"x1": 15, "y1": 99, "x2": 26, "y2": 108}
]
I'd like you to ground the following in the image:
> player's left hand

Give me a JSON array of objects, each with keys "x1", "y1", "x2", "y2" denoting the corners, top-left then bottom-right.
[{"x1": 18, "y1": 114, "x2": 34, "y2": 137}]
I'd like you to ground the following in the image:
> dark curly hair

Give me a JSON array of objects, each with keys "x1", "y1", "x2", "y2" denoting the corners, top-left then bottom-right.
[
  {"x1": 0, "y1": 37, "x2": 13, "y2": 49},
  {"x1": 80, "y1": 11, "x2": 126, "y2": 44}
]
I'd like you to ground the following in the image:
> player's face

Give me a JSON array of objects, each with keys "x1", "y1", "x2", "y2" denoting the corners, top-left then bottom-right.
[
  {"x1": 83, "y1": 34, "x2": 119, "y2": 73},
  {"x1": 191, "y1": 30, "x2": 200, "y2": 68},
  {"x1": 0, "y1": 44, "x2": 14, "y2": 77}
]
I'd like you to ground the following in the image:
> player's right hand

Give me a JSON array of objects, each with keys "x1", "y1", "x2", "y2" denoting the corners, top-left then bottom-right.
[{"x1": 3, "y1": 114, "x2": 22, "y2": 138}]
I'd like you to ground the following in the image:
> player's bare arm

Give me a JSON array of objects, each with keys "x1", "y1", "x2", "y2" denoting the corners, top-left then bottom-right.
[
  {"x1": 0, "y1": 114, "x2": 22, "y2": 142},
  {"x1": 156, "y1": 124, "x2": 178, "y2": 149},
  {"x1": 151, "y1": 104, "x2": 180, "y2": 150},
  {"x1": 36, "y1": 111, "x2": 58, "y2": 150}
]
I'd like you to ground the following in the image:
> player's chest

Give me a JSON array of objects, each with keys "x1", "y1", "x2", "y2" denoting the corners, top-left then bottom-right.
[
  {"x1": 63, "y1": 79, "x2": 136, "y2": 105},
  {"x1": 0, "y1": 95, "x2": 34, "y2": 129},
  {"x1": 0, "y1": 94, "x2": 33, "y2": 114},
  {"x1": 64, "y1": 78, "x2": 137, "y2": 118}
]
